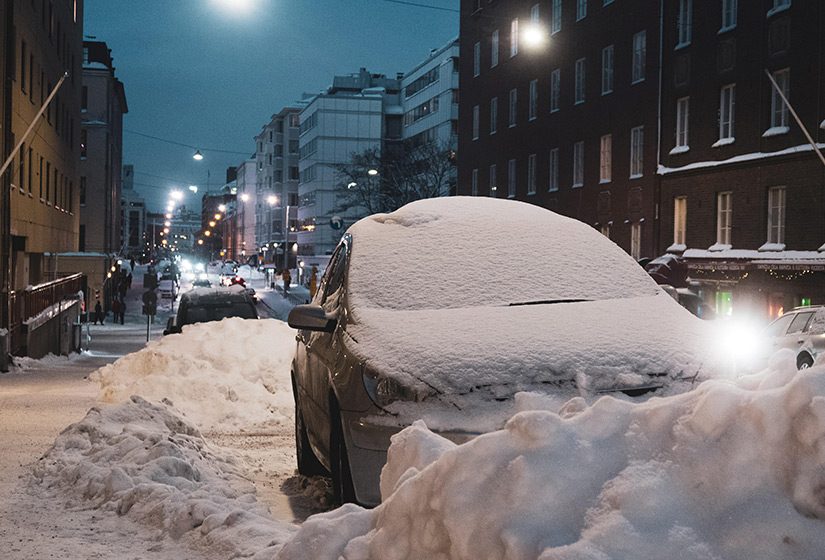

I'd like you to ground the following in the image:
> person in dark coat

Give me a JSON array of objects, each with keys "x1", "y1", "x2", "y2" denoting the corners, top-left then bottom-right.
[
  {"x1": 282, "y1": 268, "x2": 291, "y2": 294},
  {"x1": 119, "y1": 300, "x2": 126, "y2": 324},
  {"x1": 94, "y1": 300, "x2": 103, "y2": 325},
  {"x1": 130, "y1": 258, "x2": 135, "y2": 272},
  {"x1": 111, "y1": 299, "x2": 120, "y2": 324},
  {"x1": 127, "y1": 272, "x2": 133, "y2": 289}
]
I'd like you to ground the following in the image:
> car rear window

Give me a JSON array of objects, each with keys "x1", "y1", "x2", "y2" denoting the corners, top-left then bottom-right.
[
  {"x1": 787, "y1": 312, "x2": 814, "y2": 335},
  {"x1": 184, "y1": 303, "x2": 257, "y2": 325}
]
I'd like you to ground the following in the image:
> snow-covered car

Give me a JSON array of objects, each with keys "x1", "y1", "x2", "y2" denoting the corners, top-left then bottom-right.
[
  {"x1": 164, "y1": 285, "x2": 258, "y2": 334},
  {"x1": 157, "y1": 278, "x2": 177, "y2": 300},
  {"x1": 287, "y1": 197, "x2": 730, "y2": 506}
]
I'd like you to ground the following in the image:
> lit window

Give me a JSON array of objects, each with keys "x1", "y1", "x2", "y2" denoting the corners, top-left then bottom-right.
[
  {"x1": 573, "y1": 141, "x2": 584, "y2": 187},
  {"x1": 717, "y1": 191, "x2": 732, "y2": 245},
  {"x1": 630, "y1": 222, "x2": 641, "y2": 260},
  {"x1": 511, "y1": 18, "x2": 519, "y2": 57},
  {"x1": 767, "y1": 186, "x2": 786, "y2": 244},
  {"x1": 674, "y1": 196, "x2": 687, "y2": 245},
  {"x1": 600, "y1": 134, "x2": 612, "y2": 182}
]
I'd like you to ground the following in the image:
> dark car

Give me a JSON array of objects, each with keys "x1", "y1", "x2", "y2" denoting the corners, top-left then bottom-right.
[{"x1": 163, "y1": 286, "x2": 258, "y2": 334}]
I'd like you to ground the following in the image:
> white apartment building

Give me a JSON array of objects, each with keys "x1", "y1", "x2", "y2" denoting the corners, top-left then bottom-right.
[{"x1": 297, "y1": 68, "x2": 403, "y2": 268}]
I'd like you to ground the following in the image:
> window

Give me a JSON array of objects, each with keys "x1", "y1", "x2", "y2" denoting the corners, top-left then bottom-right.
[
  {"x1": 471, "y1": 169, "x2": 479, "y2": 196},
  {"x1": 768, "y1": 0, "x2": 791, "y2": 16},
  {"x1": 289, "y1": 166, "x2": 299, "y2": 181},
  {"x1": 511, "y1": 18, "x2": 519, "y2": 57},
  {"x1": 601, "y1": 45, "x2": 614, "y2": 94},
  {"x1": 45, "y1": 162, "x2": 50, "y2": 200},
  {"x1": 404, "y1": 67, "x2": 439, "y2": 98},
  {"x1": 632, "y1": 31, "x2": 646, "y2": 83},
  {"x1": 18, "y1": 143, "x2": 25, "y2": 189},
  {"x1": 531, "y1": 4, "x2": 540, "y2": 23},
  {"x1": 577, "y1": 0, "x2": 587, "y2": 21},
  {"x1": 549, "y1": 148, "x2": 559, "y2": 191},
  {"x1": 676, "y1": 97, "x2": 689, "y2": 148},
  {"x1": 771, "y1": 68, "x2": 790, "y2": 129},
  {"x1": 721, "y1": 0, "x2": 737, "y2": 30},
  {"x1": 574, "y1": 58, "x2": 585, "y2": 104},
  {"x1": 601, "y1": 224, "x2": 610, "y2": 238},
  {"x1": 490, "y1": 97, "x2": 498, "y2": 134},
  {"x1": 20, "y1": 41, "x2": 27, "y2": 93},
  {"x1": 39, "y1": 157, "x2": 43, "y2": 198},
  {"x1": 489, "y1": 164, "x2": 497, "y2": 196},
  {"x1": 27, "y1": 147, "x2": 32, "y2": 192},
  {"x1": 289, "y1": 140, "x2": 299, "y2": 153},
  {"x1": 529, "y1": 79, "x2": 538, "y2": 120},
  {"x1": 473, "y1": 42, "x2": 481, "y2": 77},
  {"x1": 81, "y1": 85, "x2": 87, "y2": 110},
  {"x1": 508, "y1": 159, "x2": 516, "y2": 197},
  {"x1": 550, "y1": 69, "x2": 561, "y2": 112},
  {"x1": 472, "y1": 105, "x2": 479, "y2": 140},
  {"x1": 719, "y1": 84, "x2": 735, "y2": 141},
  {"x1": 677, "y1": 0, "x2": 692, "y2": 46},
  {"x1": 674, "y1": 196, "x2": 687, "y2": 245},
  {"x1": 290, "y1": 114, "x2": 300, "y2": 127},
  {"x1": 630, "y1": 126, "x2": 644, "y2": 177},
  {"x1": 509, "y1": 88, "x2": 517, "y2": 127},
  {"x1": 717, "y1": 191, "x2": 732, "y2": 245},
  {"x1": 599, "y1": 134, "x2": 612, "y2": 182},
  {"x1": 573, "y1": 141, "x2": 584, "y2": 187},
  {"x1": 491, "y1": 30, "x2": 499, "y2": 67},
  {"x1": 80, "y1": 129, "x2": 87, "y2": 158},
  {"x1": 527, "y1": 154, "x2": 537, "y2": 194},
  {"x1": 630, "y1": 223, "x2": 641, "y2": 259},
  {"x1": 552, "y1": 0, "x2": 562, "y2": 34},
  {"x1": 767, "y1": 186, "x2": 786, "y2": 244}
]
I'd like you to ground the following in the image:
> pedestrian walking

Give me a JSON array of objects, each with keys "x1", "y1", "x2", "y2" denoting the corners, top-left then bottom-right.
[
  {"x1": 119, "y1": 300, "x2": 126, "y2": 324},
  {"x1": 127, "y1": 272, "x2": 133, "y2": 289},
  {"x1": 130, "y1": 258, "x2": 135, "y2": 272},
  {"x1": 282, "y1": 268, "x2": 291, "y2": 294},
  {"x1": 111, "y1": 299, "x2": 120, "y2": 324},
  {"x1": 94, "y1": 300, "x2": 103, "y2": 325}
]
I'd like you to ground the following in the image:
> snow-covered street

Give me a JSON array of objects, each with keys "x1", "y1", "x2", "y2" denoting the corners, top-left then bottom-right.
[{"x1": 2, "y1": 265, "x2": 825, "y2": 559}]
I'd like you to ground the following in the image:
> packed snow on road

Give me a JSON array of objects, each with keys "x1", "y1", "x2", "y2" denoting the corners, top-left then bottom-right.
[{"x1": 4, "y1": 316, "x2": 825, "y2": 559}]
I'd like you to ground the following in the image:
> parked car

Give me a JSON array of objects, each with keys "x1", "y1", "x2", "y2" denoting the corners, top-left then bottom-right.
[
  {"x1": 755, "y1": 305, "x2": 825, "y2": 370},
  {"x1": 164, "y1": 285, "x2": 259, "y2": 334},
  {"x1": 288, "y1": 197, "x2": 730, "y2": 506}
]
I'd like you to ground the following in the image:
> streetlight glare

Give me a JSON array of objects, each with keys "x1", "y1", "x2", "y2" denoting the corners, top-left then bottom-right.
[
  {"x1": 218, "y1": 204, "x2": 226, "y2": 212},
  {"x1": 368, "y1": 169, "x2": 378, "y2": 176},
  {"x1": 267, "y1": 195, "x2": 278, "y2": 205},
  {"x1": 189, "y1": 185, "x2": 198, "y2": 193},
  {"x1": 193, "y1": 150, "x2": 204, "y2": 161},
  {"x1": 241, "y1": 193, "x2": 250, "y2": 202},
  {"x1": 171, "y1": 190, "x2": 183, "y2": 200},
  {"x1": 212, "y1": 0, "x2": 255, "y2": 15},
  {"x1": 523, "y1": 24, "x2": 547, "y2": 48}
]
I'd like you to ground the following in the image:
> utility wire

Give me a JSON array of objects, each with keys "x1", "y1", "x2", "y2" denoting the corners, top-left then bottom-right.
[
  {"x1": 124, "y1": 129, "x2": 252, "y2": 156},
  {"x1": 376, "y1": 0, "x2": 459, "y2": 13}
]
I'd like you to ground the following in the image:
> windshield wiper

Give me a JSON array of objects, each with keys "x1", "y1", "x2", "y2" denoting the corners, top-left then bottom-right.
[{"x1": 508, "y1": 299, "x2": 591, "y2": 307}]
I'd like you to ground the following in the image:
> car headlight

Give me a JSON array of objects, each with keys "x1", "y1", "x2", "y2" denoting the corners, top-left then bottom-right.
[{"x1": 362, "y1": 365, "x2": 434, "y2": 408}]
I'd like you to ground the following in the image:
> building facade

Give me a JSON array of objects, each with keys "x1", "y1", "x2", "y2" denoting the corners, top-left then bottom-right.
[
  {"x1": 297, "y1": 69, "x2": 403, "y2": 269},
  {"x1": 458, "y1": 0, "x2": 660, "y2": 261},
  {"x1": 120, "y1": 164, "x2": 146, "y2": 258},
  {"x1": 79, "y1": 40, "x2": 127, "y2": 255},
  {"x1": 253, "y1": 107, "x2": 301, "y2": 268},
  {"x1": 657, "y1": 0, "x2": 825, "y2": 321},
  {"x1": 233, "y1": 158, "x2": 256, "y2": 263}
]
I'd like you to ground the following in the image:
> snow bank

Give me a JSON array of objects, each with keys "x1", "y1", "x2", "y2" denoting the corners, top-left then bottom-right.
[
  {"x1": 91, "y1": 318, "x2": 295, "y2": 432},
  {"x1": 281, "y1": 363, "x2": 825, "y2": 560},
  {"x1": 33, "y1": 396, "x2": 296, "y2": 558}
]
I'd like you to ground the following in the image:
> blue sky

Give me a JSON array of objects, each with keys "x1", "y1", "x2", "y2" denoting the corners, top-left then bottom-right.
[{"x1": 83, "y1": 0, "x2": 458, "y2": 211}]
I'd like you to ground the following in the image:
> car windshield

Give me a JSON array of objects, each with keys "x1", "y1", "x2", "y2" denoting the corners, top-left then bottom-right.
[
  {"x1": 183, "y1": 303, "x2": 256, "y2": 325},
  {"x1": 346, "y1": 198, "x2": 660, "y2": 311}
]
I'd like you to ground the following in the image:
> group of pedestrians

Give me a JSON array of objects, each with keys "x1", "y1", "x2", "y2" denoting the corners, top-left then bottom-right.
[{"x1": 92, "y1": 298, "x2": 126, "y2": 325}]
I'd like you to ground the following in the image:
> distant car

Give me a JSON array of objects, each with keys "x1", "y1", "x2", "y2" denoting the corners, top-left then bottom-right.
[
  {"x1": 163, "y1": 286, "x2": 259, "y2": 335},
  {"x1": 757, "y1": 306, "x2": 825, "y2": 370},
  {"x1": 288, "y1": 197, "x2": 729, "y2": 506},
  {"x1": 192, "y1": 278, "x2": 211, "y2": 288},
  {"x1": 157, "y1": 279, "x2": 177, "y2": 301},
  {"x1": 245, "y1": 286, "x2": 258, "y2": 302}
]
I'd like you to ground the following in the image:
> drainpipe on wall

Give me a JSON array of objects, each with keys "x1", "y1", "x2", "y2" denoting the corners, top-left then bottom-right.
[{"x1": 1, "y1": 0, "x2": 14, "y2": 370}]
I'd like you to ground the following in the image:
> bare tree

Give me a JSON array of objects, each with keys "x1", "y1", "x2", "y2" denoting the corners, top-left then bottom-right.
[{"x1": 330, "y1": 140, "x2": 456, "y2": 215}]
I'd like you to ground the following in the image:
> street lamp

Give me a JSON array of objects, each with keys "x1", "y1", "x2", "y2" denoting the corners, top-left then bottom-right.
[
  {"x1": 368, "y1": 169, "x2": 378, "y2": 176},
  {"x1": 218, "y1": 204, "x2": 226, "y2": 212},
  {"x1": 193, "y1": 150, "x2": 204, "y2": 161}
]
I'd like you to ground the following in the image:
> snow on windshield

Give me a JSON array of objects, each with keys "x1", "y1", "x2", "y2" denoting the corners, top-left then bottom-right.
[{"x1": 346, "y1": 197, "x2": 660, "y2": 311}]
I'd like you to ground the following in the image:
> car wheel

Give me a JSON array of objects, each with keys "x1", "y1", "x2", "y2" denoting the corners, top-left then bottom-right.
[
  {"x1": 330, "y1": 399, "x2": 356, "y2": 505},
  {"x1": 295, "y1": 407, "x2": 325, "y2": 477},
  {"x1": 797, "y1": 354, "x2": 814, "y2": 370}
]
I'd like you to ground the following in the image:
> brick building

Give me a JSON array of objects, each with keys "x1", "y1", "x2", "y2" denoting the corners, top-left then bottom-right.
[{"x1": 459, "y1": 0, "x2": 825, "y2": 322}]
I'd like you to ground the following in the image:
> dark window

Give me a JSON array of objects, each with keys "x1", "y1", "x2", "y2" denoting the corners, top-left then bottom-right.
[
  {"x1": 79, "y1": 225, "x2": 85, "y2": 251},
  {"x1": 20, "y1": 40, "x2": 27, "y2": 92},
  {"x1": 79, "y1": 176, "x2": 86, "y2": 205},
  {"x1": 81, "y1": 86, "x2": 87, "y2": 110},
  {"x1": 289, "y1": 166, "x2": 299, "y2": 181}
]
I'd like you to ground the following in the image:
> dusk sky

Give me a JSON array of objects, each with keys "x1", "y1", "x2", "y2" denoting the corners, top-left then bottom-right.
[{"x1": 83, "y1": 0, "x2": 458, "y2": 212}]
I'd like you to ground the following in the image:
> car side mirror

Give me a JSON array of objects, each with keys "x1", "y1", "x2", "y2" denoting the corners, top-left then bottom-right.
[{"x1": 288, "y1": 304, "x2": 337, "y2": 333}]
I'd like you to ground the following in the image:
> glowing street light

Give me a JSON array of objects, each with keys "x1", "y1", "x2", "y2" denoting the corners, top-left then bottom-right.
[
  {"x1": 214, "y1": 213, "x2": 221, "y2": 220},
  {"x1": 193, "y1": 150, "x2": 204, "y2": 161},
  {"x1": 164, "y1": 221, "x2": 171, "y2": 227},
  {"x1": 198, "y1": 239, "x2": 204, "y2": 245},
  {"x1": 368, "y1": 169, "x2": 378, "y2": 176},
  {"x1": 209, "y1": 221, "x2": 216, "y2": 227},
  {"x1": 240, "y1": 193, "x2": 250, "y2": 202},
  {"x1": 170, "y1": 190, "x2": 183, "y2": 200},
  {"x1": 267, "y1": 195, "x2": 278, "y2": 206},
  {"x1": 165, "y1": 213, "x2": 172, "y2": 219},
  {"x1": 523, "y1": 24, "x2": 547, "y2": 48},
  {"x1": 204, "y1": 230, "x2": 211, "y2": 236},
  {"x1": 189, "y1": 185, "x2": 198, "y2": 193},
  {"x1": 218, "y1": 204, "x2": 226, "y2": 212}
]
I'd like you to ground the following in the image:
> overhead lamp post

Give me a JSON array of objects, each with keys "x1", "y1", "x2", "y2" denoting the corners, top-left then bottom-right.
[{"x1": 193, "y1": 150, "x2": 204, "y2": 161}]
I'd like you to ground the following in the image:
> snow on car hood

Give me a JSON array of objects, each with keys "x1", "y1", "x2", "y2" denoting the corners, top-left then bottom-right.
[{"x1": 346, "y1": 292, "x2": 728, "y2": 400}]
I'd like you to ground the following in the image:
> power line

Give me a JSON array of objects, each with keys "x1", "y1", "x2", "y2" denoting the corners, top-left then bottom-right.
[
  {"x1": 376, "y1": 0, "x2": 459, "y2": 13},
  {"x1": 124, "y1": 129, "x2": 252, "y2": 156}
]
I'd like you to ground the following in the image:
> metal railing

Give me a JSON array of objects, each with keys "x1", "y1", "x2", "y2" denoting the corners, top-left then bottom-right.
[{"x1": 8, "y1": 273, "x2": 83, "y2": 355}]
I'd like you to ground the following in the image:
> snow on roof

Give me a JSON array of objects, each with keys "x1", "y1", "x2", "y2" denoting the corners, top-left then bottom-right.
[
  {"x1": 281, "y1": 360, "x2": 825, "y2": 560},
  {"x1": 682, "y1": 247, "x2": 825, "y2": 261}
]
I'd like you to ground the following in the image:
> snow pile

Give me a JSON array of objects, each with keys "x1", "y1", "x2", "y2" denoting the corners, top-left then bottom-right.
[
  {"x1": 281, "y1": 360, "x2": 825, "y2": 560},
  {"x1": 92, "y1": 318, "x2": 295, "y2": 432},
  {"x1": 33, "y1": 396, "x2": 296, "y2": 558}
]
